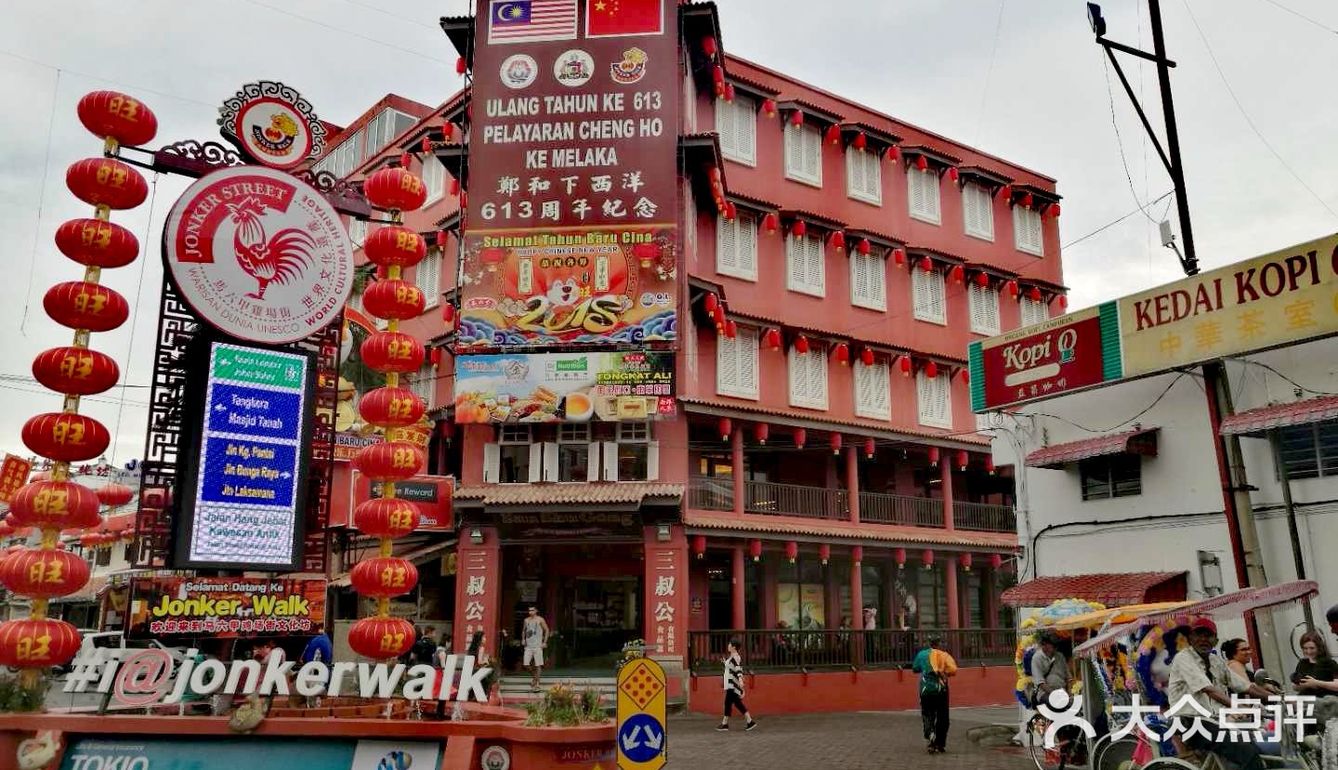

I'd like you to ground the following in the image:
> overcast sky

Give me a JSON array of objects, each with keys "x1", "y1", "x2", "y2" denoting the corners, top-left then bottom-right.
[{"x1": 1, "y1": 0, "x2": 1336, "y2": 462}]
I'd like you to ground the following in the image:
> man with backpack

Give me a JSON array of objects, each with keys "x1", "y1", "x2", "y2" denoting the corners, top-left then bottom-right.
[
  {"x1": 411, "y1": 627, "x2": 438, "y2": 666},
  {"x1": 912, "y1": 636, "x2": 958, "y2": 754}
]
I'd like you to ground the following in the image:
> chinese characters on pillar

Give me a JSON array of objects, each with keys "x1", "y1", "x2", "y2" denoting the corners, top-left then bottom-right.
[
  {"x1": 651, "y1": 549, "x2": 678, "y2": 656},
  {"x1": 457, "y1": 548, "x2": 496, "y2": 650}
]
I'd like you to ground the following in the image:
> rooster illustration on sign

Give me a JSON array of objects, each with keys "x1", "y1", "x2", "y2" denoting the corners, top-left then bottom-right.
[{"x1": 226, "y1": 196, "x2": 317, "y2": 299}]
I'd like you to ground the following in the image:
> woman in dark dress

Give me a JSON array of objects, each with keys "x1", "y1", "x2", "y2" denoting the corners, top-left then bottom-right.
[{"x1": 1293, "y1": 630, "x2": 1338, "y2": 695}]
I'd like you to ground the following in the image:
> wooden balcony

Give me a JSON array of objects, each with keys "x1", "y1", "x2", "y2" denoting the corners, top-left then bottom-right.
[
  {"x1": 859, "y1": 491, "x2": 943, "y2": 528},
  {"x1": 953, "y1": 501, "x2": 1016, "y2": 533}
]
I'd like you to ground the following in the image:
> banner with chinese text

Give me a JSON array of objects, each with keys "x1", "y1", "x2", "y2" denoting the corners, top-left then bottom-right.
[
  {"x1": 127, "y1": 576, "x2": 327, "y2": 638},
  {"x1": 455, "y1": 350, "x2": 674, "y2": 422},
  {"x1": 0, "y1": 454, "x2": 32, "y2": 504}
]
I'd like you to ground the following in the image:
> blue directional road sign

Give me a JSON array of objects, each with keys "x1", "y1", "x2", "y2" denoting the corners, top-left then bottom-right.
[
  {"x1": 618, "y1": 713, "x2": 666, "y2": 764},
  {"x1": 617, "y1": 657, "x2": 667, "y2": 770}
]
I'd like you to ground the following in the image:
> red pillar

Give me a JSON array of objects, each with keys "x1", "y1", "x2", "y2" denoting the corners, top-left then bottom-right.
[
  {"x1": 941, "y1": 457, "x2": 955, "y2": 531},
  {"x1": 846, "y1": 446, "x2": 861, "y2": 524},
  {"x1": 731, "y1": 426, "x2": 745, "y2": 515},
  {"x1": 850, "y1": 554, "x2": 864, "y2": 631},
  {"x1": 644, "y1": 525, "x2": 689, "y2": 663},
  {"x1": 945, "y1": 560, "x2": 960, "y2": 630},
  {"x1": 731, "y1": 545, "x2": 746, "y2": 630},
  {"x1": 453, "y1": 527, "x2": 502, "y2": 655}
]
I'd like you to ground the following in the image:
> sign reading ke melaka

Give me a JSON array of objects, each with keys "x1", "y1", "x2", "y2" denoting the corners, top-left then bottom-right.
[
  {"x1": 459, "y1": 0, "x2": 680, "y2": 348},
  {"x1": 126, "y1": 576, "x2": 327, "y2": 638}
]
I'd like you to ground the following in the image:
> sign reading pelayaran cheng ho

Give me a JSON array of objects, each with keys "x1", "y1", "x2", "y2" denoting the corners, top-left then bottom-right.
[
  {"x1": 458, "y1": 0, "x2": 680, "y2": 348},
  {"x1": 126, "y1": 577, "x2": 327, "y2": 638}
]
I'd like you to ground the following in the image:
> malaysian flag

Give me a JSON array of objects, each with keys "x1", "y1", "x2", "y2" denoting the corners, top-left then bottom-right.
[{"x1": 487, "y1": 0, "x2": 577, "y2": 44}]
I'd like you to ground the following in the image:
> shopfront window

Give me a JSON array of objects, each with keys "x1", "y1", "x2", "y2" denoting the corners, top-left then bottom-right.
[
  {"x1": 498, "y1": 425, "x2": 532, "y2": 484},
  {"x1": 557, "y1": 424, "x2": 591, "y2": 482},
  {"x1": 776, "y1": 557, "x2": 827, "y2": 631},
  {"x1": 616, "y1": 422, "x2": 650, "y2": 481}
]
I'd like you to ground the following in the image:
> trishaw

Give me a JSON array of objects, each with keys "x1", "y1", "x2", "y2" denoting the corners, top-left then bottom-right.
[{"x1": 1064, "y1": 580, "x2": 1326, "y2": 770}]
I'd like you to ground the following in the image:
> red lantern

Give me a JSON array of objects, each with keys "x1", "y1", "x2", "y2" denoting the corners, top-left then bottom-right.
[
  {"x1": 985, "y1": 457, "x2": 996, "y2": 475},
  {"x1": 818, "y1": 543, "x2": 831, "y2": 565},
  {"x1": 1027, "y1": 286, "x2": 1043, "y2": 302},
  {"x1": 924, "y1": 361, "x2": 939, "y2": 379},
  {"x1": 352, "y1": 441, "x2": 424, "y2": 482},
  {"x1": 999, "y1": 184, "x2": 1013, "y2": 201},
  {"x1": 899, "y1": 355, "x2": 912, "y2": 377},
  {"x1": 762, "y1": 212, "x2": 778, "y2": 234},
  {"x1": 712, "y1": 305, "x2": 726, "y2": 330},
  {"x1": 724, "y1": 201, "x2": 737, "y2": 221},
  {"x1": 0, "y1": 549, "x2": 90, "y2": 598},
  {"x1": 784, "y1": 541, "x2": 798, "y2": 564},
  {"x1": 959, "y1": 369, "x2": 970, "y2": 385},
  {"x1": 828, "y1": 231, "x2": 845, "y2": 251},
  {"x1": 927, "y1": 447, "x2": 941, "y2": 466},
  {"x1": 894, "y1": 547, "x2": 907, "y2": 569},
  {"x1": 860, "y1": 347, "x2": 875, "y2": 367},
  {"x1": 449, "y1": 177, "x2": 460, "y2": 196},
  {"x1": 442, "y1": 303, "x2": 457, "y2": 330},
  {"x1": 77, "y1": 91, "x2": 158, "y2": 147},
  {"x1": 914, "y1": 155, "x2": 929, "y2": 172},
  {"x1": 832, "y1": 342, "x2": 849, "y2": 366},
  {"x1": 455, "y1": 56, "x2": 467, "y2": 75},
  {"x1": 359, "y1": 386, "x2": 426, "y2": 428},
  {"x1": 0, "y1": 618, "x2": 82, "y2": 668},
  {"x1": 31, "y1": 347, "x2": 120, "y2": 396},
  {"x1": 885, "y1": 145, "x2": 901, "y2": 162},
  {"x1": 789, "y1": 110, "x2": 803, "y2": 126},
  {"x1": 947, "y1": 167, "x2": 960, "y2": 183},
  {"x1": 921, "y1": 549, "x2": 935, "y2": 569},
  {"x1": 692, "y1": 534, "x2": 707, "y2": 559},
  {"x1": 361, "y1": 331, "x2": 426, "y2": 373},
  {"x1": 701, "y1": 36, "x2": 718, "y2": 57},
  {"x1": 790, "y1": 220, "x2": 807, "y2": 238},
  {"x1": 794, "y1": 334, "x2": 809, "y2": 354},
  {"x1": 755, "y1": 423, "x2": 769, "y2": 445},
  {"x1": 1005, "y1": 279, "x2": 1019, "y2": 298},
  {"x1": 95, "y1": 483, "x2": 134, "y2": 508},
  {"x1": 724, "y1": 83, "x2": 736, "y2": 103},
  {"x1": 949, "y1": 265, "x2": 965, "y2": 284},
  {"x1": 892, "y1": 247, "x2": 906, "y2": 266},
  {"x1": 1057, "y1": 295, "x2": 1068, "y2": 310},
  {"x1": 633, "y1": 242, "x2": 659, "y2": 268},
  {"x1": 852, "y1": 545, "x2": 863, "y2": 566},
  {"x1": 54, "y1": 218, "x2": 138, "y2": 269},
  {"x1": 1021, "y1": 192, "x2": 1034, "y2": 208},
  {"x1": 974, "y1": 272, "x2": 990, "y2": 288},
  {"x1": 864, "y1": 437, "x2": 876, "y2": 459},
  {"x1": 956, "y1": 450, "x2": 968, "y2": 471},
  {"x1": 353, "y1": 498, "x2": 420, "y2": 539},
  {"x1": 761, "y1": 99, "x2": 777, "y2": 118},
  {"x1": 724, "y1": 320, "x2": 737, "y2": 339},
  {"x1": 703, "y1": 292, "x2": 719, "y2": 314},
  {"x1": 830, "y1": 433, "x2": 842, "y2": 455},
  {"x1": 853, "y1": 132, "x2": 868, "y2": 151},
  {"x1": 793, "y1": 428, "x2": 807, "y2": 449},
  {"x1": 364, "y1": 167, "x2": 427, "y2": 212},
  {"x1": 363, "y1": 226, "x2": 427, "y2": 268},
  {"x1": 429, "y1": 347, "x2": 443, "y2": 368},
  {"x1": 959, "y1": 553, "x2": 973, "y2": 572},
  {"x1": 918, "y1": 257, "x2": 933, "y2": 273},
  {"x1": 990, "y1": 553, "x2": 1004, "y2": 570},
  {"x1": 44, "y1": 281, "x2": 130, "y2": 332},
  {"x1": 719, "y1": 417, "x2": 732, "y2": 441},
  {"x1": 66, "y1": 158, "x2": 148, "y2": 210},
  {"x1": 22, "y1": 413, "x2": 110, "y2": 463},
  {"x1": 762, "y1": 327, "x2": 782, "y2": 351},
  {"x1": 9, "y1": 480, "x2": 101, "y2": 530},
  {"x1": 824, "y1": 124, "x2": 840, "y2": 145},
  {"x1": 441, "y1": 121, "x2": 455, "y2": 141},
  {"x1": 350, "y1": 557, "x2": 419, "y2": 598},
  {"x1": 749, "y1": 539, "x2": 763, "y2": 562},
  {"x1": 348, "y1": 616, "x2": 416, "y2": 660},
  {"x1": 1050, "y1": 203, "x2": 1062, "y2": 218},
  {"x1": 362, "y1": 280, "x2": 426, "y2": 321},
  {"x1": 857, "y1": 238, "x2": 871, "y2": 256},
  {"x1": 711, "y1": 65, "x2": 725, "y2": 85}
]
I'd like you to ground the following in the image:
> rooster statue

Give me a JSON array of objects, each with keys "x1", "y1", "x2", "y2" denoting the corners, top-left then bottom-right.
[{"x1": 226, "y1": 196, "x2": 317, "y2": 299}]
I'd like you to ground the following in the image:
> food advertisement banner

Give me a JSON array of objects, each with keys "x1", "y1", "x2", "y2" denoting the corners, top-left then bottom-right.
[
  {"x1": 459, "y1": 0, "x2": 680, "y2": 348},
  {"x1": 127, "y1": 576, "x2": 327, "y2": 638},
  {"x1": 1119, "y1": 233, "x2": 1338, "y2": 377},
  {"x1": 454, "y1": 350, "x2": 674, "y2": 422}
]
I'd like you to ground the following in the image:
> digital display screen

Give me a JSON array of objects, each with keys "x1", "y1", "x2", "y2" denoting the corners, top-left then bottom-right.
[{"x1": 179, "y1": 342, "x2": 313, "y2": 570}]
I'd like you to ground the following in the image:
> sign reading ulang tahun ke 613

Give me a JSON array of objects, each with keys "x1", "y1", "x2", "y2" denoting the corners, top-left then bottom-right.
[{"x1": 459, "y1": 0, "x2": 680, "y2": 348}]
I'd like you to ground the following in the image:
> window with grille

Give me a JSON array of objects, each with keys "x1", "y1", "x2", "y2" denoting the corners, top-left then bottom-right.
[
  {"x1": 908, "y1": 167, "x2": 941, "y2": 224},
  {"x1": 846, "y1": 148, "x2": 881, "y2": 205},
  {"x1": 1277, "y1": 420, "x2": 1338, "y2": 480},
  {"x1": 314, "y1": 129, "x2": 362, "y2": 179},
  {"x1": 962, "y1": 183, "x2": 995, "y2": 240},
  {"x1": 850, "y1": 250, "x2": 886, "y2": 310},
  {"x1": 423, "y1": 157, "x2": 446, "y2": 203},
  {"x1": 717, "y1": 94, "x2": 756, "y2": 166},
  {"x1": 784, "y1": 122, "x2": 822, "y2": 186},
  {"x1": 716, "y1": 326, "x2": 759, "y2": 400},
  {"x1": 408, "y1": 363, "x2": 435, "y2": 409},
  {"x1": 916, "y1": 371, "x2": 951, "y2": 428},
  {"x1": 854, "y1": 360, "x2": 891, "y2": 421},
  {"x1": 717, "y1": 210, "x2": 758, "y2": 281},
  {"x1": 1080, "y1": 455, "x2": 1142, "y2": 500},
  {"x1": 1014, "y1": 205, "x2": 1043, "y2": 255},
  {"x1": 415, "y1": 248, "x2": 442, "y2": 308},
  {"x1": 968, "y1": 283, "x2": 1001, "y2": 336},
  {"x1": 786, "y1": 234, "x2": 825, "y2": 296},
  {"x1": 911, "y1": 266, "x2": 946, "y2": 325},
  {"x1": 788, "y1": 347, "x2": 829, "y2": 410},
  {"x1": 1020, "y1": 297, "x2": 1049, "y2": 327}
]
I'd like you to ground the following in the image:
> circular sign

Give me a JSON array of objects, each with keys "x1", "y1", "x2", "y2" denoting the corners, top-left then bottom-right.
[
  {"x1": 235, "y1": 97, "x2": 314, "y2": 170},
  {"x1": 500, "y1": 54, "x2": 538, "y2": 90},
  {"x1": 163, "y1": 166, "x2": 353, "y2": 345},
  {"x1": 553, "y1": 50, "x2": 595, "y2": 88},
  {"x1": 479, "y1": 745, "x2": 510, "y2": 770}
]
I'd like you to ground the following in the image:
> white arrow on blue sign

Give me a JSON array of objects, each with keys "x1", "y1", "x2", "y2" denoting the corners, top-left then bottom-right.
[{"x1": 618, "y1": 714, "x2": 665, "y2": 763}]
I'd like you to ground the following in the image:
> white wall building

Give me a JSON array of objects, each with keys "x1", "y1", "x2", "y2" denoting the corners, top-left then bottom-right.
[{"x1": 989, "y1": 333, "x2": 1338, "y2": 676}]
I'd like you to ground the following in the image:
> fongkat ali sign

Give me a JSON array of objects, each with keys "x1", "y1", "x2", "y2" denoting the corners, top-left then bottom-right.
[{"x1": 1119, "y1": 232, "x2": 1338, "y2": 376}]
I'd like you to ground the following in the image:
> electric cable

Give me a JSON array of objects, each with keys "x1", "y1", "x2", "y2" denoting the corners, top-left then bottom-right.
[
  {"x1": 1100, "y1": 51, "x2": 1163, "y2": 226},
  {"x1": 19, "y1": 68, "x2": 61, "y2": 338},
  {"x1": 1257, "y1": 0, "x2": 1338, "y2": 36},
  {"x1": 235, "y1": 0, "x2": 454, "y2": 67},
  {"x1": 110, "y1": 173, "x2": 159, "y2": 466},
  {"x1": 1231, "y1": 357, "x2": 1338, "y2": 397},
  {"x1": 1061, "y1": 190, "x2": 1175, "y2": 250},
  {"x1": 1029, "y1": 371, "x2": 1190, "y2": 434}
]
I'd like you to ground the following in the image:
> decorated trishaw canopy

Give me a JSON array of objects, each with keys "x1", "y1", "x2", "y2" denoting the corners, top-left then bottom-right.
[
  {"x1": 1074, "y1": 580, "x2": 1318, "y2": 656},
  {"x1": 1033, "y1": 601, "x2": 1194, "y2": 632}
]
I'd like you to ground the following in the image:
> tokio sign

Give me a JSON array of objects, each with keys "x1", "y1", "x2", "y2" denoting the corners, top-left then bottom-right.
[
  {"x1": 176, "y1": 343, "x2": 314, "y2": 570},
  {"x1": 163, "y1": 165, "x2": 353, "y2": 345},
  {"x1": 969, "y1": 304, "x2": 1122, "y2": 412},
  {"x1": 616, "y1": 657, "x2": 668, "y2": 770},
  {"x1": 459, "y1": 0, "x2": 680, "y2": 348},
  {"x1": 454, "y1": 350, "x2": 674, "y2": 422},
  {"x1": 126, "y1": 577, "x2": 327, "y2": 638},
  {"x1": 0, "y1": 453, "x2": 33, "y2": 504},
  {"x1": 218, "y1": 81, "x2": 328, "y2": 171},
  {"x1": 57, "y1": 737, "x2": 442, "y2": 770},
  {"x1": 359, "y1": 474, "x2": 455, "y2": 531},
  {"x1": 1119, "y1": 232, "x2": 1338, "y2": 377}
]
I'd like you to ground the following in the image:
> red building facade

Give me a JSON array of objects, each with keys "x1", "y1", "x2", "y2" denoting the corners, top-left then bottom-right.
[{"x1": 321, "y1": 3, "x2": 1062, "y2": 702}]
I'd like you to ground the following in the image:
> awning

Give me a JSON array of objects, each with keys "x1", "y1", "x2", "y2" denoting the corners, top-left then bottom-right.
[
  {"x1": 1034, "y1": 601, "x2": 1194, "y2": 632},
  {"x1": 1219, "y1": 395, "x2": 1338, "y2": 437},
  {"x1": 1001, "y1": 571, "x2": 1187, "y2": 608},
  {"x1": 455, "y1": 482, "x2": 683, "y2": 508},
  {"x1": 329, "y1": 539, "x2": 453, "y2": 588},
  {"x1": 1025, "y1": 428, "x2": 1159, "y2": 469}
]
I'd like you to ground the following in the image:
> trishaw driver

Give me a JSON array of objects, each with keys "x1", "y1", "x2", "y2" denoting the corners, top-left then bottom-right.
[{"x1": 1166, "y1": 617, "x2": 1276, "y2": 770}]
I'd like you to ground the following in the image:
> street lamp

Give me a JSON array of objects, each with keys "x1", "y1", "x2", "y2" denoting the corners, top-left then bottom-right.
[{"x1": 1086, "y1": 3, "x2": 1106, "y2": 36}]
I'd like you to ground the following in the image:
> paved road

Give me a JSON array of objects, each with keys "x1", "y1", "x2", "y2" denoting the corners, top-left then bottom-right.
[{"x1": 667, "y1": 706, "x2": 1033, "y2": 770}]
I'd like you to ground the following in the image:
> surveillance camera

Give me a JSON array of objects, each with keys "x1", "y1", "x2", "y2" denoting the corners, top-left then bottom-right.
[{"x1": 1159, "y1": 220, "x2": 1176, "y2": 248}]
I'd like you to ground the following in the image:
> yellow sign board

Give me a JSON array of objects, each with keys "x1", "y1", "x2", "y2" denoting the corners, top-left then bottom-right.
[
  {"x1": 1119, "y1": 233, "x2": 1338, "y2": 376},
  {"x1": 616, "y1": 657, "x2": 667, "y2": 770}
]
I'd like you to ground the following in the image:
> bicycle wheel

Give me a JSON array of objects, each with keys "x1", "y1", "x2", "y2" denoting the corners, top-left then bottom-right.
[
  {"x1": 1137, "y1": 759, "x2": 1200, "y2": 770},
  {"x1": 1094, "y1": 736, "x2": 1139, "y2": 770},
  {"x1": 1027, "y1": 715, "x2": 1052, "y2": 770}
]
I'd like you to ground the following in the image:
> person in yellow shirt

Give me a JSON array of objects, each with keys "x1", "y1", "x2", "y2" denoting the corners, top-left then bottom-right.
[{"x1": 912, "y1": 636, "x2": 959, "y2": 753}]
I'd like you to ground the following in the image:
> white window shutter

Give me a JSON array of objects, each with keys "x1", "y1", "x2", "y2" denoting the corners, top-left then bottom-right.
[
  {"x1": 587, "y1": 442, "x2": 601, "y2": 482},
  {"x1": 483, "y1": 443, "x2": 501, "y2": 484},
  {"x1": 738, "y1": 328, "x2": 758, "y2": 398},
  {"x1": 874, "y1": 363, "x2": 891, "y2": 420},
  {"x1": 737, "y1": 96, "x2": 755, "y2": 162},
  {"x1": 909, "y1": 170, "x2": 924, "y2": 215},
  {"x1": 739, "y1": 213, "x2": 757, "y2": 278},
  {"x1": 537, "y1": 443, "x2": 554, "y2": 482},
  {"x1": 717, "y1": 215, "x2": 737, "y2": 275},
  {"x1": 849, "y1": 253, "x2": 864, "y2": 306},
  {"x1": 786, "y1": 236, "x2": 805, "y2": 289},
  {"x1": 803, "y1": 127, "x2": 817, "y2": 180},
  {"x1": 785, "y1": 124, "x2": 803, "y2": 176},
  {"x1": 925, "y1": 172, "x2": 940, "y2": 221},
  {"x1": 788, "y1": 349, "x2": 805, "y2": 406},
  {"x1": 646, "y1": 440, "x2": 660, "y2": 481},
  {"x1": 809, "y1": 351, "x2": 828, "y2": 409},
  {"x1": 983, "y1": 287, "x2": 1000, "y2": 334},
  {"x1": 810, "y1": 237, "x2": 824, "y2": 294},
  {"x1": 871, "y1": 254, "x2": 886, "y2": 308},
  {"x1": 717, "y1": 97, "x2": 737, "y2": 159},
  {"x1": 716, "y1": 333, "x2": 738, "y2": 395}
]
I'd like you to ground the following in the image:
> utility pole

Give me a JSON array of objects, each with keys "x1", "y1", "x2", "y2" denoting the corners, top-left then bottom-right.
[{"x1": 1087, "y1": 2, "x2": 1283, "y2": 676}]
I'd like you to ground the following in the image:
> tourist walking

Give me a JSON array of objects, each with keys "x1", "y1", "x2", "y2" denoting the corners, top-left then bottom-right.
[
  {"x1": 912, "y1": 636, "x2": 957, "y2": 754},
  {"x1": 717, "y1": 639, "x2": 756, "y2": 732},
  {"x1": 523, "y1": 606, "x2": 550, "y2": 692}
]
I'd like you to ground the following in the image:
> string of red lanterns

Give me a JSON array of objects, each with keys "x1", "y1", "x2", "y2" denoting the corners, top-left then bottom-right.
[
  {"x1": 0, "y1": 91, "x2": 159, "y2": 683},
  {"x1": 347, "y1": 160, "x2": 431, "y2": 661}
]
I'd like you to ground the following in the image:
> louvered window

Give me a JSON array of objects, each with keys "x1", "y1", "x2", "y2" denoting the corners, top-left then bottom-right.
[{"x1": 717, "y1": 210, "x2": 758, "y2": 281}]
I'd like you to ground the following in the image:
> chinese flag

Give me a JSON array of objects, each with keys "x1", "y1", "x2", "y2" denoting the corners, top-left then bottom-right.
[{"x1": 585, "y1": 0, "x2": 663, "y2": 37}]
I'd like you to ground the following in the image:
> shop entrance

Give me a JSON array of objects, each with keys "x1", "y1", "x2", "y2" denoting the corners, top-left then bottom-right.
[{"x1": 499, "y1": 542, "x2": 643, "y2": 675}]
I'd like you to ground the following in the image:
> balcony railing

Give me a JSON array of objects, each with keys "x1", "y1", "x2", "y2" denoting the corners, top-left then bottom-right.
[
  {"x1": 687, "y1": 476, "x2": 733, "y2": 511},
  {"x1": 953, "y1": 501, "x2": 1016, "y2": 533},
  {"x1": 859, "y1": 492, "x2": 944, "y2": 528},
  {"x1": 688, "y1": 628, "x2": 1015, "y2": 673},
  {"x1": 745, "y1": 480, "x2": 849, "y2": 520}
]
